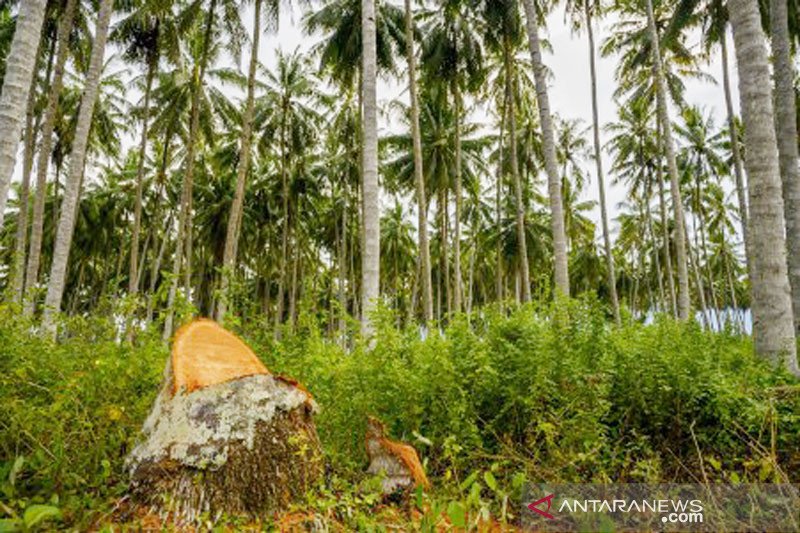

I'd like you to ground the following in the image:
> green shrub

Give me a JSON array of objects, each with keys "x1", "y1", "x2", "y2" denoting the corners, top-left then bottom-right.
[{"x1": 1, "y1": 298, "x2": 798, "y2": 528}]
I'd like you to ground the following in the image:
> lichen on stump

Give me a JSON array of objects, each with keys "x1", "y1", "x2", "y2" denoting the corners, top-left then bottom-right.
[{"x1": 126, "y1": 319, "x2": 322, "y2": 523}]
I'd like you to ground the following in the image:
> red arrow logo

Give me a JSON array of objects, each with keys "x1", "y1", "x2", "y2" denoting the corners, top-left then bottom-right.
[{"x1": 528, "y1": 493, "x2": 556, "y2": 519}]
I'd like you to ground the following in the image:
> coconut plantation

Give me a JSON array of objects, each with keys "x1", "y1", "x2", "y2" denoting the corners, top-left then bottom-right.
[{"x1": 1, "y1": 0, "x2": 800, "y2": 530}]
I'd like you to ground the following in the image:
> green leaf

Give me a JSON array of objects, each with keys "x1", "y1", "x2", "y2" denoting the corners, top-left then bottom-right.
[
  {"x1": 447, "y1": 501, "x2": 466, "y2": 529},
  {"x1": 0, "y1": 519, "x2": 21, "y2": 532},
  {"x1": 484, "y1": 471, "x2": 497, "y2": 492},
  {"x1": 459, "y1": 471, "x2": 478, "y2": 492},
  {"x1": 22, "y1": 505, "x2": 61, "y2": 529},
  {"x1": 8, "y1": 457, "x2": 23, "y2": 488}
]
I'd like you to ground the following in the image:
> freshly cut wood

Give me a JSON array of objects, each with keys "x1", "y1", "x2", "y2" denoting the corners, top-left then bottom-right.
[
  {"x1": 127, "y1": 319, "x2": 322, "y2": 523},
  {"x1": 365, "y1": 416, "x2": 429, "y2": 494},
  {"x1": 171, "y1": 319, "x2": 269, "y2": 394}
]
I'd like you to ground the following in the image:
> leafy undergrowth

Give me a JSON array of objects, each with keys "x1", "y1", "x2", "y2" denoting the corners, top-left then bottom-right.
[{"x1": 1, "y1": 297, "x2": 798, "y2": 530}]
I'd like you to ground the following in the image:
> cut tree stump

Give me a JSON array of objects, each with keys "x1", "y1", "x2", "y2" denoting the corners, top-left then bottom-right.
[
  {"x1": 126, "y1": 319, "x2": 322, "y2": 523},
  {"x1": 365, "y1": 416, "x2": 429, "y2": 494}
]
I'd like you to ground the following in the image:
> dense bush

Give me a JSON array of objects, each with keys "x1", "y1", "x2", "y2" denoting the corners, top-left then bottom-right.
[{"x1": 1, "y1": 298, "x2": 798, "y2": 528}]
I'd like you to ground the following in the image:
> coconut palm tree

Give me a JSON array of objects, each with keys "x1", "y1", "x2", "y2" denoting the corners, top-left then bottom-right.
[
  {"x1": 217, "y1": 0, "x2": 276, "y2": 323},
  {"x1": 0, "y1": 0, "x2": 49, "y2": 232},
  {"x1": 162, "y1": 0, "x2": 246, "y2": 339},
  {"x1": 421, "y1": 0, "x2": 484, "y2": 314},
  {"x1": 402, "y1": 0, "x2": 432, "y2": 324},
  {"x1": 361, "y1": 0, "x2": 379, "y2": 335},
  {"x1": 42, "y1": 0, "x2": 114, "y2": 334},
  {"x1": 563, "y1": 0, "x2": 620, "y2": 323},
  {"x1": 520, "y1": 0, "x2": 570, "y2": 297},
  {"x1": 727, "y1": 0, "x2": 798, "y2": 373},
  {"x1": 112, "y1": 0, "x2": 180, "y2": 310},
  {"x1": 769, "y1": 0, "x2": 800, "y2": 332}
]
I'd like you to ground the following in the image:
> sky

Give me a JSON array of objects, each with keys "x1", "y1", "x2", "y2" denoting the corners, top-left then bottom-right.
[{"x1": 248, "y1": 2, "x2": 740, "y2": 236}]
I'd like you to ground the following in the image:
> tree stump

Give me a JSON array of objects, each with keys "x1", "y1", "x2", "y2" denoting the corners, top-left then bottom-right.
[
  {"x1": 126, "y1": 319, "x2": 322, "y2": 523},
  {"x1": 365, "y1": 416, "x2": 429, "y2": 494}
]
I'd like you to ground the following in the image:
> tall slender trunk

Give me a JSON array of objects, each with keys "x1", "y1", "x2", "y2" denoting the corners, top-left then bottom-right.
[
  {"x1": 504, "y1": 43, "x2": 530, "y2": 303},
  {"x1": 645, "y1": 0, "x2": 690, "y2": 319},
  {"x1": 452, "y1": 79, "x2": 463, "y2": 313},
  {"x1": 41, "y1": 0, "x2": 113, "y2": 334},
  {"x1": 338, "y1": 187, "x2": 348, "y2": 338},
  {"x1": 10, "y1": 79, "x2": 39, "y2": 303},
  {"x1": 521, "y1": 0, "x2": 569, "y2": 296},
  {"x1": 163, "y1": 0, "x2": 217, "y2": 340},
  {"x1": 496, "y1": 92, "x2": 506, "y2": 303},
  {"x1": 655, "y1": 121, "x2": 677, "y2": 316},
  {"x1": 0, "y1": 0, "x2": 48, "y2": 230},
  {"x1": 719, "y1": 22, "x2": 750, "y2": 274},
  {"x1": 361, "y1": 0, "x2": 380, "y2": 336},
  {"x1": 728, "y1": 0, "x2": 798, "y2": 373},
  {"x1": 216, "y1": 0, "x2": 262, "y2": 323},
  {"x1": 129, "y1": 52, "x2": 158, "y2": 298},
  {"x1": 274, "y1": 108, "x2": 289, "y2": 339},
  {"x1": 770, "y1": 0, "x2": 800, "y2": 333},
  {"x1": 585, "y1": 3, "x2": 620, "y2": 323},
  {"x1": 404, "y1": 0, "x2": 432, "y2": 324},
  {"x1": 645, "y1": 171, "x2": 665, "y2": 311},
  {"x1": 23, "y1": 0, "x2": 79, "y2": 314}
]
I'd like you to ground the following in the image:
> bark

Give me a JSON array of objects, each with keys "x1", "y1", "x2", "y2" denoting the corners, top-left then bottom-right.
[
  {"x1": 274, "y1": 115, "x2": 290, "y2": 339},
  {"x1": 24, "y1": 0, "x2": 79, "y2": 315},
  {"x1": 720, "y1": 26, "x2": 751, "y2": 274},
  {"x1": 645, "y1": 0, "x2": 690, "y2": 320},
  {"x1": 585, "y1": 2, "x2": 620, "y2": 323},
  {"x1": 129, "y1": 54, "x2": 158, "y2": 298},
  {"x1": 10, "y1": 82, "x2": 38, "y2": 303},
  {"x1": 655, "y1": 122, "x2": 677, "y2": 316},
  {"x1": 521, "y1": 0, "x2": 569, "y2": 296},
  {"x1": 504, "y1": 43, "x2": 530, "y2": 303},
  {"x1": 452, "y1": 79, "x2": 463, "y2": 313},
  {"x1": 217, "y1": 0, "x2": 262, "y2": 323},
  {"x1": 729, "y1": 0, "x2": 798, "y2": 373},
  {"x1": 770, "y1": 0, "x2": 800, "y2": 333},
  {"x1": 41, "y1": 0, "x2": 113, "y2": 335},
  {"x1": 403, "y1": 0, "x2": 432, "y2": 324},
  {"x1": 361, "y1": 0, "x2": 380, "y2": 336},
  {"x1": 0, "y1": 0, "x2": 48, "y2": 231},
  {"x1": 163, "y1": 0, "x2": 218, "y2": 341}
]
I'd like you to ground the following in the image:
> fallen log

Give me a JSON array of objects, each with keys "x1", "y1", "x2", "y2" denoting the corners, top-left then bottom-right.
[{"x1": 126, "y1": 319, "x2": 322, "y2": 523}]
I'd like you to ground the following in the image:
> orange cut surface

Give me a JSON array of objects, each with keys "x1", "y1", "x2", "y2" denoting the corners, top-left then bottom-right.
[{"x1": 171, "y1": 319, "x2": 270, "y2": 394}]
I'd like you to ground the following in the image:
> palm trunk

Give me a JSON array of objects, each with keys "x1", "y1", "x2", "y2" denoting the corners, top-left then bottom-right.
[
  {"x1": 728, "y1": 0, "x2": 798, "y2": 373},
  {"x1": 217, "y1": 0, "x2": 262, "y2": 323},
  {"x1": 163, "y1": 0, "x2": 217, "y2": 340},
  {"x1": 504, "y1": 43, "x2": 530, "y2": 303},
  {"x1": 770, "y1": 0, "x2": 800, "y2": 333},
  {"x1": 645, "y1": 0, "x2": 690, "y2": 319},
  {"x1": 41, "y1": 0, "x2": 113, "y2": 334},
  {"x1": 274, "y1": 112, "x2": 290, "y2": 339},
  {"x1": 452, "y1": 79, "x2": 463, "y2": 313},
  {"x1": 338, "y1": 188, "x2": 348, "y2": 338},
  {"x1": 719, "y1": 23, "x2": 750, "y2": 274},
  {"x1": 404, "y1": 0, "x2": 432, "y2": 324},
  {"x1": 129, "y1": 53, "x2": 158, "y2": 298},
  {"x1": 23, "y1": 0, "x2": 78, "y2": 314},
  {"x1": 521, "y1": 0, "x2": 569, "y2": 296},
  {"x1": 0, "y1": 0, "x2": 48, "y2": 230},
  {"x1": 10, "y1": 81, "x2": 39, "y2": 303},
  {"x1": 496, "y1": 92, "x2": 506, "y2": 303},
  {"x1": 655, "y1": 123, "x2": 677, "y2": 316},
  {"x1": 585, "y1": 2, "x2": 620, "y2": 323},
  {"x1": 361, "y1": 0, "x2": 380, "y2": 336}
]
